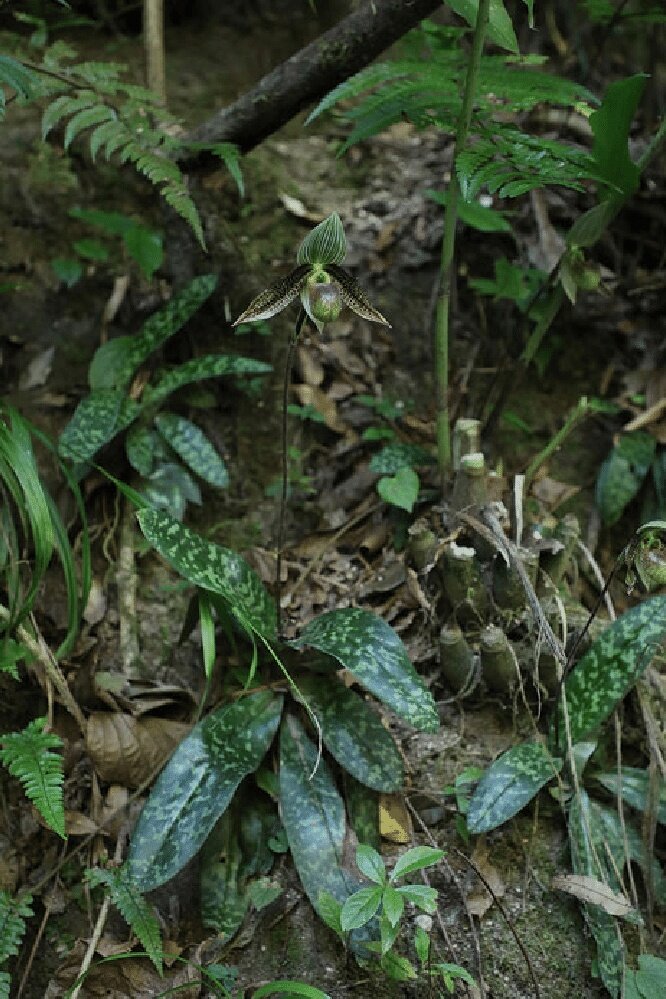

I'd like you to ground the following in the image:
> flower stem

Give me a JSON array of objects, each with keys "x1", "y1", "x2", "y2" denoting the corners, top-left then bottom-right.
[{"x1": 276, "y1": 308, "x2": 307, "y2": 637}]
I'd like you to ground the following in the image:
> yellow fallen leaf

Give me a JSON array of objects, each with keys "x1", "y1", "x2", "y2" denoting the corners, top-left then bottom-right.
[{"x1": 379, "y1": 793, "x2": 411, "y2": 844}]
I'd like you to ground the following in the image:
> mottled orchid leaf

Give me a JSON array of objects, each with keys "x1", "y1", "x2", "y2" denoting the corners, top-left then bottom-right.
[
  {"x1": 595, "y1": 431, "x2": 656, "y2": 526},
  {"x1": 142, "y1": 354, "x2": 271, "y2": 408},
  {"x1": 126, "y1": 691, "x2": 282, "y2": 891},
  {"x1": 155, "y1": 413, "x2": 229, "y2": 488},
  {"x1": 89, "y1": 274, "x2": 218, "y2": 391},
  {"x1": 233, "y1": 265, "x2": 309, "y2": 325},
  {"x1": 369, "y1": 441, "x2": 434, "y2": 474},
  {"x1": 596, "y1": 766, "x2": 666, "y2": 826},
  {"x1": 551, "y1": 596, "x2": 666, "y2": 749},
  {"x1": 58, "y1": 389, "x2": 123, "y2": 461},
  {"x1": 125, "y1": 424, "x2": 159, "y2": 477},
  {"x1": 297, "y1": 676, "x2": 403, "y2": 792},
  {"x1": 297, "y1": 213, "x2": 346, "y2": 266},
  {"x1": 467, "y1": 742, "x2": 563, "y2": 833},
  {"x1": 344, "y1": 775, "x2": 380, "y2": 850},
  {"x1": 137, "y1": 508, "x2": 277, "y2": 638},
  {"x1": 290, "y1": 608, "x2": 438, "y2": 733},
  {"x1": 328, "y1": 264, "x2": 391, "y2": 327},
  {"x1": 568, "y1": 790, "x2": 626, "y2": 997},
  {"x1": 467, "y1": 741, "x2": 562, "y2": 834},
  {"x1": 278, "y1": 714, "x2": 365, "y2": 932},
  {"x1": 141, "y1": 462, "x2": 201, "y2": 520}
]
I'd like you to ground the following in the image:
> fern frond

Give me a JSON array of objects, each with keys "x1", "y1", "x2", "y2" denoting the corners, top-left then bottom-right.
[
  {"x1": 162, "y1": 184, "x2": 205, "y2": 248},
  {"x1": 0, "y1": 55, "x2": 43, "y2": 117},
  {"x1": 0, "y1": 890, "x2": 33, "y2": 964},
  {"x1": 0, "y1": 719, "x2": 65, "y2": 839},
  {"x1": 64, "y1": 104, "x2": 116, "y2": 149},
  {"x1": 203, "y1": 142, "x2": 244, "y2": 197},
  {"x1": 86, "y1": 867, "x2": 163, "y2": 973},
  {"x1": 41, "y1": 91, "x2": 97, "y2": 139},
  {"x1": 88, "y1": 116, "x2": 119, "y2": 159},
  {"x1": 0, "y1": 971, "x2": 10, "y2": 999}
]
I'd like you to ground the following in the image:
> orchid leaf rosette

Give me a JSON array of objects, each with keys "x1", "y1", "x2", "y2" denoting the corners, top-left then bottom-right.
[{"x1": 233, "y1": 213, "x2": 390, "y2": 333}]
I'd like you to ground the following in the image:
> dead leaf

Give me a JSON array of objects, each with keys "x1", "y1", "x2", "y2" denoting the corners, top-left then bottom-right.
[
  {"x1": 552, "y1": 874, "x2": 637, "y2": 919},
  {"x1": 83, "y1": 577, "x2": 107, "y2": 626},
  {"x1": 467, "y1": 842, "x2": 505, "y2": 918},
  {"x1": 379, "y1": 793, "x2": 411, "y2": 843},
  {"x1": 19, "y1": 346, "x2": 55, "y2": 390},
  {"x1": 65, "y1": 810, "x2": 104, "y2": 837},
  {"x1": 293, "y1": 384, "x2": 350, "y2": 435},
  {"x1": 297, "y1": 344, "x2": 325, "y2": 387},
  {"x1": 279, "y1": 193, "x2": 321, "y2": 222},
  {"x1": 86, "y1": 713, "x2": 189, "y2": 788}
]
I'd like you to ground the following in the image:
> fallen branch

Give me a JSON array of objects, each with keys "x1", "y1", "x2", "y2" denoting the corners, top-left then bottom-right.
[{"x1": 180, "y1": 0, "x2": 442, "y2": 166}]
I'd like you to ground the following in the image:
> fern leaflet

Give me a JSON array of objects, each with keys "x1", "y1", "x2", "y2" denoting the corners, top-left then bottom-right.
[
  {"x1": 0, "y1": 890, "x2": 33, "y2": 964},
  {"x1": 86, "y1": 866, "x2": 163, "y2": 973},
  {"x1": 0, "y1": 718, "x2": 66, "y2": 839}
]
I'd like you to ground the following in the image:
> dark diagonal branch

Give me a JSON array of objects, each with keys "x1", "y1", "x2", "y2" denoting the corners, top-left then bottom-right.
[{"x1": 180, "y1": 0, "x2": 441, "y2": 167}]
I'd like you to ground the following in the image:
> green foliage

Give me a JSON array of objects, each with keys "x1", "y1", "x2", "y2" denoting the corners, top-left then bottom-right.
[
  {"x1": 319, "y1": 843, "x2": 474, "y2": 986},
  {"x1": 0, "y1": 407, "x2": 89, "y2": 656},
  {"x1": 0, "y1": 39, "x2": 243, "y2": 246},
  {"x1": 466, "y1": 742, "x2": 563, "y2": 834},
  {"x1": 595, "y1": 432, "x2": 658, "y2": 526},
  {"x1": 551, "y1": 596, "x2": 666, "y2": 747},
  {"x1": 66, "y1": 207, "x2": 163, "y2": 280},
  {"x1": 290, "y1": 608, "x2": 438, "y2": 733},
  {"x1": 596, "y1": 766, "x2": 666, "y2": 825},
  {"x1": 377, "y1": 466, "x2": 419, "y2": 513},
  {"x1": 58, "y1": 275, "x2": 270, "y2": 519},
  {"x1": 126, "y1": 691, "x2": 283, "y2": 891},
  {"x1": 85, "y1": 866, "x2": 163, "y2": 973},
  {"x1": 0, "y1": 889, "x2": 33, "y2": 996},
  {"x1": 0, "y1": 718, "x2": 65, "y2": 838},
  {"x1": 625, "y1": 955, "x2": 666, "y2": 999}
]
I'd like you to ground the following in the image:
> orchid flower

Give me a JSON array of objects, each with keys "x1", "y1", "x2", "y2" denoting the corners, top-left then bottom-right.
[{"x1": 233, "y1": 213, "x2": 391, "y2": 334}]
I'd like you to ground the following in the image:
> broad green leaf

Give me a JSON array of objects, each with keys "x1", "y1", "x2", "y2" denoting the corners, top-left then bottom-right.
[
  {"x1": 380, "y1": 910, "x2": 401, "y2": 955},
  {"x1": 290, "y1": 608, "x2": 438, "y2": 732},
  {"x1": 355, "y1": 844, "x2": 386, "y2": 885},
  {"x1": 382, "y1": 884, "x2": 404, "y2": 927},
  {"x1": 126, "y1": 691, "x2": 282, "y2": 890},
  {"x1": 426, "y1": 189, "x2": 513, "y2": 233},
  {"x1": 58, "y1": 389, "x2": 123, "y2": 461},
  {"x1": 340, "y1": 885, "x2": 383, "y2": 931},
  {"x1": 297, "y1": 676, "x2": 403, "y2": 792},
  {"x1": 596, "y1": 767, "x2": 666, "y2": 825},
  {"x1": 394, "y1": 883, "x2": 438, "y2": 912},
  {"x1": 73, "y1": 237, "x2": 109, "y2": 261},
  {"x1": 51, "y1": 256, "x2": 82, "y2": 287},
  {"x1": 446, "y1": 0, "x2": 519, "y2": 54},
  {"x1": 567, "y1": 199, "x2": 619, "y2": 248},
  {"x1": 155, "y1": 413, "x2": 229, "y2": 488},
  {"x1": 377, "y1": 467, "x2": 419, "y2": 512},
  {"x1": 595, "y1": 432, "x2": 656, "y2": 526},
  {"x1": 378, "y1": 950, "x2": 417, "y2": 981},
  {"x1": 625, "y1": 956, "x2": 666, "y2": 999},
  {"x1": 123, "y1": 225, "x2": 163, "y2": 280},
  {"x1": 467, "y1": 742, "x2": 563, "y2": 834},
  {"x1": 253, "y1": 983, "x2": 332, "y2": 999},
  {"x1": 279, "y1": 715, "x2": 364, "y2": 929},
  {"x1": 69, "y1": 207, "x2": 136, "y2": 236},
  {"x1": 551, "y1": 597, "x2": 666, "y2": 748},
  {"x1": 137, "y1": 508, "x2": 277, "y2": 639},
  {"x1": 142, "y1": 354, "x2": 272, "y2": 407},
  {"x1": 568, "y1": 790, "x2": 626, "y2": 997},
  {"x1": 390, "y1": 846, "x2": 445, "y2": 881},
  {"x1": 591, "y1": 75, "x2": 647, "y2": 197},
  {"x1": 89, "y1": 337, "x2": 135, "y2": 391}
]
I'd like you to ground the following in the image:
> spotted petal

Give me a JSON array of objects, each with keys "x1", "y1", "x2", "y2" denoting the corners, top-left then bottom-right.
[
  {"x1": 328, "y1": 264, "x2": 391, "y2": 327},
  {"x1": 233, "y1": 265, "x2": 310, "y2": 325}
]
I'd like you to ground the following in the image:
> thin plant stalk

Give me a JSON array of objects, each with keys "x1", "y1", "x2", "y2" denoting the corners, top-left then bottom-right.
[
  {"x1": 276, "y1": 309, "x2": 307, "y2": 636},
  {"x1": 435, "y1": 0, "x2": 490, "y2": 485},
  {"x1": 144, "y1": 0, "x2": 166, "y2": 105}
]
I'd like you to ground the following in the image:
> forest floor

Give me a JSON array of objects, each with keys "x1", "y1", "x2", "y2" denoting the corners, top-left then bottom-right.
[{"x1": 1, "y1": 5, "x2": 664, "y2": 998}]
